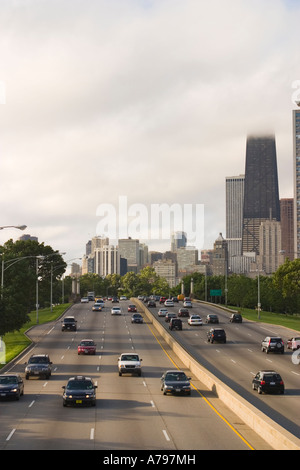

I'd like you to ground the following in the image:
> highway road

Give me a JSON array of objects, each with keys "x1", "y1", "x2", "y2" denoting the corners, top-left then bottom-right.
[
  {"x1": 145, "y1": 299, "x2": 300, "y2": 440},
  {"x1": 0, "y1": 299, "x2": 274, "y2": 450}
]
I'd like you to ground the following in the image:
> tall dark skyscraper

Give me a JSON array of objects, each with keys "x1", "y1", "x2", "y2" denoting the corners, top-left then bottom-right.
[{"x1": 242, "y1": 135, "x2": 280, "y2": 254}]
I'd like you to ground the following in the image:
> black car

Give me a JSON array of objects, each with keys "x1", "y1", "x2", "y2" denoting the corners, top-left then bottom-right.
[
  {"x1": 165, "y1": 312, "x2": 177, "y2": 323},
  {"x1": 160, "y1": 370, "x2": 191, "y2": 395},
  {"x1": 62, "y1": 376, "x2": 97, "y2": 407},
  {"x1": 252, "y1": 370, "x2": 284, "y2": 394},
  {"x1": 207, "y1": 328, "x2": 226, "y2": 343},
  {"x1": 0, "y1": 374, "x2": 24, "y2": 400},
  {"x1": 25, "y1": 354, "x2": 52, "y2": 379},
  {"x1": 131, "y1": 313, "x2": 143, "y2": 323},
  {"x1": 147, "y1": 300, "x2": 156, "y2": 307},
  {"x1": 261, "y1": 337, "x2": 284, "y2": 354},
  {"x1": 61, "y1": 316, "x2": 77, "y2": 331},
  {"x1": 229, "y1": 313, "x2": 242, "y2": 323},
  {"x1": 169, "y1": 318, "x2": 182, "y2": 331},
  {"x1": 206, "y1": 314, "x2": 219, "y2": 324}
]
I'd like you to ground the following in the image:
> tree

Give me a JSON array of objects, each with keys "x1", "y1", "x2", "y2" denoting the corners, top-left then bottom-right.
[{"x1": 0, "y1": 239, "x2": 66, "y2": 335}]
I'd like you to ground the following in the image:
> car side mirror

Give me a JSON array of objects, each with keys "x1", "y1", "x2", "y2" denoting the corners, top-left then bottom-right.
[{"x1": 62, "y1": 386, "x2": 65, "y2": 389}]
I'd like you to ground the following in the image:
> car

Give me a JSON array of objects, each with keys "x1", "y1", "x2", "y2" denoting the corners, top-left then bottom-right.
[
  {"x1": 92, "y1": 303, "x2": 102, "y2": 311},
  {"x1": 158, "y1": 308, "x2": 168, "y2": 317},
  {"x1": 205, "y1": 314, "x2": 219, "y2": 324},
  {"x1": 111, "y1": 297, "x2": 119, "y2": 303},
  {"x1": 188, "y1": 315, "x2": 202, "y2": 326},
  {"x1": 252, "y1": 370, "x2": 284, "y2": 395},
  {"x1": 111, "y1": 306, "x2": 121, "y2": 315},
  {"x1": 147, "y1": 300, "x2": 156, "y2": 307},
  {"x1": 120, "y1": 296, "x2": 127, "y2": 300},
  {"x1": 165, "y1": 312, "x2": 177, "y2": 323},
  {"x1": 160, "y1": 370, "x2": 191, "y2": 395},
  {"x1": 261, "y1": 337, "x2": 284, "y2": 354},
  {"x1": 207, "y1": 328, "x2": 226, "y2": 343},
  {"x1": 159, "y1": 296, "x2": 167, "y2": 304},
  {"x1": 77, "y1": 339, "x2": 96, "y2": 355},
  {"x1": 229, "y1": 313, "x2": 242, "y2": 323},
  {"x1": 128, "y1": 304, "x2": 137, "y2": 312},
  {"x1": 62, "y1": 376, "x2": 97, "y2": 406},
  {"x1": 183, "y1": 300, "x2": 192, "y2": 308},
  {"x1": 287, "y1": 337, "x2": 300, "y2": 351},
  {"x1": 80, "y1": 297, "x2": 89, "y2": 303},
  {"x1": 178, "y1": 308, "x2": 189, "y2": 317},
  {"x1": 61, "y1": 316, "x2": 77, "y2": 331},
  {"x1": 171, "y1": 297, "x2": 179, "y2": 303},
  {"x1": 25, "y1": 354, "x2": 52, "y2": 379},
  {"x1": 164, "y1": 299, "x2": 174, "y2": 307},
  {"x1": 118, "y1": 353, "x2": 142, "y2": 376},
  {"x1": 0, "y1": 374, "x2": 24, "y2": 400},
  {"x1": 131, "y1": 313, "x2": 143, "y2": 323},
  {"x1": 169, "y1": 318, "x2": 182, "y2": 331}
]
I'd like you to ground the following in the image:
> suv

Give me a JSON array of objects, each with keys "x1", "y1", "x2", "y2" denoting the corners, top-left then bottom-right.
[
  {"x1": 25, "y1": 354, "x2": 52, "y2": 380},
  {"x1": 252, "y1": 370, "x2": 284, "y2": 394},
  {"x1": 61, "y1": 316, "x2": 77, "y2": 331},
  {"x1": 118, "y1": 353, "x2": 142, "y2": 376},
  {"x1": 207, "y1": 328, "x2": 226, "y2": 343},
  {"x1": 261, "y1": 337, "x2": 284, "y2": 354},
  {"x1": 169, "y1": 318, "x2": 182, "y2": 331},
  {"x1": 62, "y1": 376, "x2": 97, "y2": 406}
]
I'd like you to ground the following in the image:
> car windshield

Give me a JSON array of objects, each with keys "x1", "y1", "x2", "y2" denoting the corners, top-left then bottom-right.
[
  {"x1": 28, "y1": 357, "x2": 49, "y2": 364},
  {"x1": 121, "y1": 355, "x2": 139, "y2": 361},
  {"x1": 80, "y1": 341, "x2": 94, "y2": 346},
  {"x1": 67, "y1": 380, "x2": 93, "y2": 390},
  {"x1": 64, "y1": 318, "x2": 75, "y2": 322},
  {"x1": 0, "y1": 376, "x2": 18, "y2": 384},
  {"x1": 165, "y1": 372, "x2": 187, "y2": 381}
]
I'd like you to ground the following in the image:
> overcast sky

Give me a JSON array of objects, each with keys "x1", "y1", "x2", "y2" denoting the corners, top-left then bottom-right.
[{"x1": 0, "y1": 0, "x2": 299, "y2": 270}]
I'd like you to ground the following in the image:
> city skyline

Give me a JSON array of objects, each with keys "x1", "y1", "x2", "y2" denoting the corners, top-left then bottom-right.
[{"x1": 0, "y1": 0, "x2": 299, "y2": 268}]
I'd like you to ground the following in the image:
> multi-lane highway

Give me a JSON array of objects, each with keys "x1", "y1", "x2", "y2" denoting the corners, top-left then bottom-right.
[
  {"x1": 0, "y1": 298, "x2": 278, "y2": 450},
  {"x1": 145, "y1": 299, "x2": 300, "y2": 440}
]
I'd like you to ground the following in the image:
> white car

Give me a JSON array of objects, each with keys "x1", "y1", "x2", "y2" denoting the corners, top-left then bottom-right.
[
  {"x1": 80, "y1": 297, "x2": 89, "y2": 303},
  {"x1": 118, "y1": 353, "x2": 142, "y2": 376},
  {"x1": 111, "y1": 306, "x2": 121, "y2": 315},
  {"x1": 158, "y1": 308, "x2": 168, "y2": 317},
  {"x1": 164, "y1": 299, "x2": 174, "y2": 307},
  {"x1": 183, "y1": 301, "x2": 193, "y2": 308},
  {"x1": 188, "y1": 315, "x2": 202, "y2": 326}
]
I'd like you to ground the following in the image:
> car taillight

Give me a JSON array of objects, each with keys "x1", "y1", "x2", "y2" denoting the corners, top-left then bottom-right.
[
  {"x1": 280, "y1": 380, "x2": 284, "y2": 385},
  {"x1": 260, "y1": 381, "x2": 265, "y2": 385}
]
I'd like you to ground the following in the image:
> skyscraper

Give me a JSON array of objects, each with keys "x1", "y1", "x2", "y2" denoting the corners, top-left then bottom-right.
[
  {"x1": 293, "y1": 106, "x2": 300, "y2": 257},
  {"x1": 242, "y1": 135, "x2": 280, "y2": 255},
  {"x1": 226, "y1": 174, "x2": 244, "y2": 257}
]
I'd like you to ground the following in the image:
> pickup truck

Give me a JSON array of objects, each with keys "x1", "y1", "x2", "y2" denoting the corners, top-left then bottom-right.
[{"x1": 287, "y1": 337, "x2": 300, "y2": 351}]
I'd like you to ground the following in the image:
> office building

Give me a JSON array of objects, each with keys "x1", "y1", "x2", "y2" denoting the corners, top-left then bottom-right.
[
  {"x1": 280, "y1": 198, "x2": 294, "y2": 261},
  {"x1": 242, "y1": 135, "x2": 280, "y2": 255},
  {"x1": 226, "y1": 175, "x2": 245, "y2": 256},
  {"x1": 293, "y1": 106, "x2": 300, "y2": 257}
]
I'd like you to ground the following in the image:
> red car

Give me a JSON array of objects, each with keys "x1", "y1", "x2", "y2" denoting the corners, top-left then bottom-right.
[
  {"x1": 128, "y1": 304, "x2": 137, "y2": 312},
  {"x1": 77, "y1": 339, "x2": 96, "y2": 355}
]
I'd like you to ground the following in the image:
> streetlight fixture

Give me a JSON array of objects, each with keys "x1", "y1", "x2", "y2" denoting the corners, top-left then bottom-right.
[{"x1": 0, "y1": 225, "x2": 27, "y2": 231}]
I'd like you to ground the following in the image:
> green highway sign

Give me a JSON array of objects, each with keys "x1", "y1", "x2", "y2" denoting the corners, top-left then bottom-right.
[{"x1": 210, "y1": 289, "x2": 222, "y2": 296}]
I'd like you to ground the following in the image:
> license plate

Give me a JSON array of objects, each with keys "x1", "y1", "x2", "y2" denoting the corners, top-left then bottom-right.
[
  {"x1": 270, "y1": 382, "x2": 275, "y2": 385},
  {"x1": 76, "y1": 400, "x2": 82, "y2": 404},
  {"x1": 1, "y1": 393, "x2": 6, "y2": 396},
  {"x1": 176, "y1": 389, "x2": 181, "y2": 392}
]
